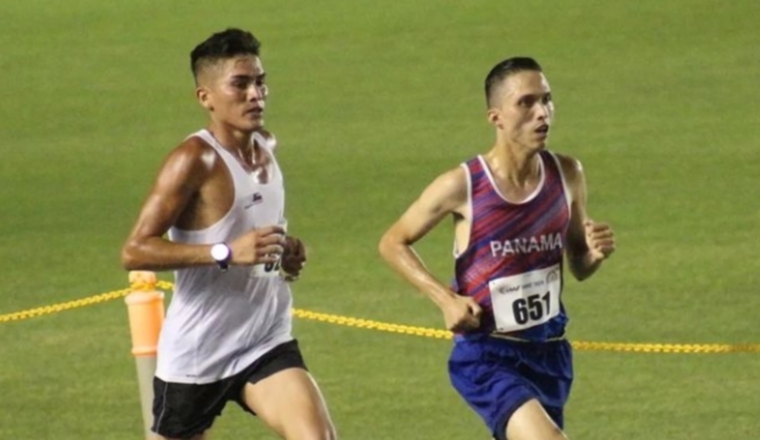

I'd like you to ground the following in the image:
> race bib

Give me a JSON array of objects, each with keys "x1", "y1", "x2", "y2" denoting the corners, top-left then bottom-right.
[
  {"x1": 488, "y1": 264, "x2": 561, "y2": 332},
  {"x1": 249, "y1": 218, "x2": 288, "y2": 278},
  {"x1": 250, "y1": 258, "x2": 282, "y2": 278}
]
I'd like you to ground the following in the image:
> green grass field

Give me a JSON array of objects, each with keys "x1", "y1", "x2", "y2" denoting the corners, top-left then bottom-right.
[{"x1": 1, "y1": 0, "x2": 758, "y2": 438}]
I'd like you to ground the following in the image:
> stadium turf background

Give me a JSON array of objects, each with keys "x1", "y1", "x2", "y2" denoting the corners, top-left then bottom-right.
[{"x1": 1, "y1": 0, "x2": 758, "y2": 438}]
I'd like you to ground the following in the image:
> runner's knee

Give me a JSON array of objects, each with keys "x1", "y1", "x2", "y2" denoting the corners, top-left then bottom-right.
[
  {"x1": 284, "y1": 422, "x2": 336, "y2": 440},
  {"x1": 546, "y1": 427, "x2": 568, "y2": 440},
  {"x1": 503, "y1": 399, "x2": 568, "y2": 440},
  {"x1": 501, "y1": 426, "x2": 567, "y2": 440}
]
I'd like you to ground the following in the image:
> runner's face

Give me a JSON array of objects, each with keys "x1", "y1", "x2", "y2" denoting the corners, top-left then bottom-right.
[
  {"x1": 489, "y1": 70, "x2": 554, "y2": 151},
  {"x1": 198, "y1": 55, "x2": 268, "y2": 132}
]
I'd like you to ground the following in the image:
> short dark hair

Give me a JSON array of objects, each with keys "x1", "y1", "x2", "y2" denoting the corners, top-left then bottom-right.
[
  {"x1": 484, "y1": 57, "x2": 542, "y2": 107},
  {"x1": 190, "y1": 28, "x2": 261, "y2": 82}
]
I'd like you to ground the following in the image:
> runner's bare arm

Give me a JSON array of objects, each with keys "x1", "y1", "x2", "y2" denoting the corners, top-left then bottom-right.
[
  {"x1": 122, "y1": 140, "x2": 215, "y2": 271},
  {"x1": 121, "y1": 139, "x2": 283, "y2": 271},
  {"x1": 379, "y1": 168, "x2": 467, "y2": 302},
  {"x1": 559, "y1": 155, "x2": 615, "y2": 281}
]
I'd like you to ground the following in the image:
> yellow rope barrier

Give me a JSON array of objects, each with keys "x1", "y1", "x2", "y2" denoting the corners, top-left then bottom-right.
[
  {"x1": 290, "y1": 309, "x2": 760, "y2": 353},
  {"x1": 1, "y1": 283, "x2": 759, "y2": 354},
  {"x1": 0, "y1": 288, "x2": 133, "y2": 322}
]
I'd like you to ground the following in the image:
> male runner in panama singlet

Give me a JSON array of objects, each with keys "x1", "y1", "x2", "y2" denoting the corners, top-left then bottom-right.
[
  {"x1": 122, "y1": 28, "x2": 336, "y2": 440},
  {"x1": 379, "y1": 57, "x2": 615, "y2": 440}
]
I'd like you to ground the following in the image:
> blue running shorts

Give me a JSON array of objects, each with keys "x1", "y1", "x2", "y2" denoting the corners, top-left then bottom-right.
[{"x1": 448, "y1": 334, "x2": 573, "y2": 439}]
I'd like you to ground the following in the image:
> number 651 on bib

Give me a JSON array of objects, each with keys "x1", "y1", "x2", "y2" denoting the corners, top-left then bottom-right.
[{"x1": 488, "y1": 264, "x2": 562, "y2": 333}]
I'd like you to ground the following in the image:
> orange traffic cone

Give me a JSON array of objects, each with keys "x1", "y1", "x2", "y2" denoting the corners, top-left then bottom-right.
[{"x1": 125, "y1": 271, "x2": 164, "y2": 440}]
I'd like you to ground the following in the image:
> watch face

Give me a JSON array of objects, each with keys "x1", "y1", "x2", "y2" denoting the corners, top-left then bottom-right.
[{"x1": 211, "y1": 244, "x2": 230, "y2": 261}]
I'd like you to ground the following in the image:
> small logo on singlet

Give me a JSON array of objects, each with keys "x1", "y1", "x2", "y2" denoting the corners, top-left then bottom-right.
[
  {"x1": 497, "y1": 284, "x2": 521, "y2": 294},
  {"x1": 244, "y1": 193, "x2": 264, "y2": 209}
]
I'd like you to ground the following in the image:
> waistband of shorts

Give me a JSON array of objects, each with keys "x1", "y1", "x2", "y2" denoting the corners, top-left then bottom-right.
[
  {"x1": 453, "y1": 331, "x2": 566, "y2": 344},
  {"x1": 489, "y1": 331, "x2": 566, "y2": 343}
]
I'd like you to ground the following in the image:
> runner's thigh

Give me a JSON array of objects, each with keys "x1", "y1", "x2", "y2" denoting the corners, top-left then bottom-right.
[
  {"x1": 242, "y1": 368, "x2": 336, "y2": 440},
  {"x1": 505, "y1": 399, "x2": 567, "y2": 440}
]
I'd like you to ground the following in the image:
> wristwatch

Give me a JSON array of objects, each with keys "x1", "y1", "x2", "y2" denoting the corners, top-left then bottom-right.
[{"x1": 210, "y1": 243, "x2": 232, "y2": 271}]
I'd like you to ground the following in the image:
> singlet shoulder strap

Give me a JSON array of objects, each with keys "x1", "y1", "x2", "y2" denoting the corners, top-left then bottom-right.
[{"x1": 541, "y1": 150, "x2": 573, "y2": 212}]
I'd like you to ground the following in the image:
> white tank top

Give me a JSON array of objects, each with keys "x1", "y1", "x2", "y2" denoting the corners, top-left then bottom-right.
[{"x1": 156, "y1": 129, "x2": 293, "y2": 384}]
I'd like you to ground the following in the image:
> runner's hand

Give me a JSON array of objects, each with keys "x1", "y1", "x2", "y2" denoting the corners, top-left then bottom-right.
[
  {"x1": 281, "y1": 236, "x2": 307, "y2": 278},
  {"x1": 442, "y1": 294, "x2": 482, "y2": 332},
  {"x1": 584, "y1": 220, "x2": 615, "y2": 262},
  {"x1": 229, "y1": 226, "x2": 285, "y2": 265}
]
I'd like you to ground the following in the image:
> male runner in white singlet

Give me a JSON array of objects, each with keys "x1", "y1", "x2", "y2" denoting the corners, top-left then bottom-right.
[{"x1": 122, "y1": 28, "x2": 336, "y2": 440}]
